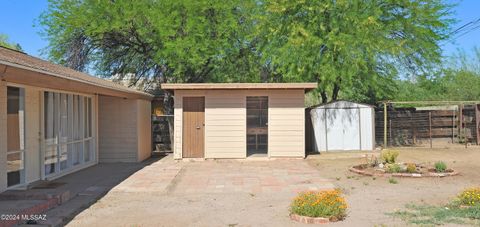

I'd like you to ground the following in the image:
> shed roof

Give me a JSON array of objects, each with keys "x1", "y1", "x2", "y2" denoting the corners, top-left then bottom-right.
[
  {"x1": 161, "y1": 83, "x2": 317, "y2": 92},
  {"x1": 0, "y1": 47, "x2": 152, "y2": 99},
  {"x1": 309, "y1": 100, "x2": 374, "y2": 109}
]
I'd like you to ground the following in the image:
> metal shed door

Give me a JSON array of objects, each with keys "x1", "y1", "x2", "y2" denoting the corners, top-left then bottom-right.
[
  {"x1": 182, "y1": 97, "x2": 205, "y2": 158},
  {"x1": 326, "y1": 108, "x2": 361, "y2": 151}
]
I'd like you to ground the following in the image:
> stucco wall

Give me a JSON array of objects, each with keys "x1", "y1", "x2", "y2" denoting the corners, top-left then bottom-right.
[
  {"x1": 173, "y1": 89, "x2": 305, "y2": 159},
  {"x1": 0, "y1": 81, "x2": 7, "y2": 192}
]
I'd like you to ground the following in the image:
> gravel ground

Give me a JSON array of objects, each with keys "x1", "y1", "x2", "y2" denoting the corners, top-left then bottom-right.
[{"x1": 307, "y1": 147, "x2": 480, "y2": 226}]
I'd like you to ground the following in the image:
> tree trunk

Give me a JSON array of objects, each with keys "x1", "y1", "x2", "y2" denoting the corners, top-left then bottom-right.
[
  {"x1": 331, "y1": 78, "x2": 341, "y2": 101},
  {"x1": 320, "y1": 91, "x2": 328, "y2": 104}
]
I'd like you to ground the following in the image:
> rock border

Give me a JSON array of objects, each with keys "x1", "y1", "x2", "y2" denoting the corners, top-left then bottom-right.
[
  {"x1": 349, "y1": 165, "x2": 460, "y2": 178},
  {"x1": 289, "y1": 213, "x2": 334, "y2": 224}
]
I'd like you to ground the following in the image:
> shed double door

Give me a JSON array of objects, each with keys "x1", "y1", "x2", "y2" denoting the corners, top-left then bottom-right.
[
  {"x1": 182, "y1": 97, "x2": 205, "y2": 158},
  {"x1": 326, "y1": 108, "x2": 361, "y2": 150}
]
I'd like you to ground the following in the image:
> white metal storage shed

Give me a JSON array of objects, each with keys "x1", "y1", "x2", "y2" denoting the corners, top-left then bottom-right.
[{"x1": 309, "y1": 101, "x2": 375, "y2": 152}]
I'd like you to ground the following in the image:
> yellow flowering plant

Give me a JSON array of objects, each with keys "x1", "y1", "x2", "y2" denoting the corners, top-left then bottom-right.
[
  {"x1": 290, "y1": 189, "x2": 347, "y2": 220},
  {"x1": 458, "y1": 187, "x2": 480, "y2": 206}
]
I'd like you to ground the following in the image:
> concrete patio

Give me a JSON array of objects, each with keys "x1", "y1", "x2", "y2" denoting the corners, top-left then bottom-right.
[
  {"x1": 1, "y1": 155, "x2": 335, "y2": 226},
  {"x1": 0, "y1": 156, "x2": 166, "y2": 227},
  {"x1": 66, "y1": 156, "x2": 335, "y2": 227}
]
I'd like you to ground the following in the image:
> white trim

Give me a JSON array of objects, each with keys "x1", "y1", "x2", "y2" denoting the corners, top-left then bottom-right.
[{"x1": 6, "y1": 82, "x2": 94, "y2": 98}]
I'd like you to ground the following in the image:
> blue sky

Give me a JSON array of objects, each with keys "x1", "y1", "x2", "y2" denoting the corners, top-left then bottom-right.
[{"x1": 0, "y1": 0, "x2": 479, "y2": 60}]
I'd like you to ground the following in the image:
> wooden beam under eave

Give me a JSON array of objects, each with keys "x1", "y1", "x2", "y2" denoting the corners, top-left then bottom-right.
[{"x1": 1, "y1": 64, "x2": 152, "y2": 100}]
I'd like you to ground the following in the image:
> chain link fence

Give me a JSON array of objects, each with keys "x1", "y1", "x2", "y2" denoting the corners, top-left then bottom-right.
[{"x1": 376, "y1": 101, "x2": 480, "y2": 149}]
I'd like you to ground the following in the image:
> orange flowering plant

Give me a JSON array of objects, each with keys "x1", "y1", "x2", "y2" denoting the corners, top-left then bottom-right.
[
  {"x1": 457, "y1": 187, "x2": 480, "y2": 206},
  {"x1": 290, "y1": 189, "x2": 347, "y2": 220}
]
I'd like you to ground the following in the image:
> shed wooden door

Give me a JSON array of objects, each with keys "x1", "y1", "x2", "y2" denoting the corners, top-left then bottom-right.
[{"x1": 182, "y1": 97, "x2": 205, "y2": 158}]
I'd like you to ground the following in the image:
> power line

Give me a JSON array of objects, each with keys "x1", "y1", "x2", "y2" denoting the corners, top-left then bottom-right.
[{"x1": 445, "y1": 17, "x2": 480, "y2": 42}]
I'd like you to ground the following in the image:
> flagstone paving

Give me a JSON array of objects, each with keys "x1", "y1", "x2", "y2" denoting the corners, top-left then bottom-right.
[
  {"x1": 110, "y1": 157, "x2": 334, "y2": 196},
  {"x1": 172, "y1": 160, "x2": 335, "y2": 195}
]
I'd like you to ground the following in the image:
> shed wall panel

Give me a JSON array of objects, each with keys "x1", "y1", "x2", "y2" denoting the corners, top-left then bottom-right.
[
  {"x1": 310, "y1": 101, "x2": 375, "y2": 152},
  {"x1": 268, "y1": 90, "x2": 305, "y2": 157},
  {"x1": 173, "y1": 89, "x2": 306, "y2": 159},
  {"x1": 359, "y1": 108, "x2": 374, "y2": 150}
]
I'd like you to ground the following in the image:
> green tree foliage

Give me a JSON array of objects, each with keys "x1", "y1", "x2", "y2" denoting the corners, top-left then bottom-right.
[
  {"x1": 40, "y1": 0, "x2": 261, "y2": 83},
  {"x1": 396, "y1": 48, "x2": 480, "y2": 102},
  {"x1": 259, "y1": 0, "x2": 453, "y2": 104},
  {"x1": 0, "y1": 34, "x2": 23, "y2": 51},
  {"x1": 40, "y1": 0, "x2": 455, "y2": 106}
]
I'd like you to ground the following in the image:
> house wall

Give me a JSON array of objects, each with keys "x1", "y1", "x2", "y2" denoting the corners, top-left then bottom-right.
[
  {"x1": 0, "y1": 66, "x2": 151, "y2": 193},
  {"x1": 136, "y1": 99, "x2": 152, "y2": 162},
  {"x1": 0, "y1": 81, "x2": 7, "y2": 192},
  {"x1": 173, "y1": 89, "x2": 305, "y2": 159},
  {"x1": 98, "y1": 96, "x2": 152, "y2": 162},
  {"x1": 98, "y1": 96, "x2": 138, "y2": 162}
]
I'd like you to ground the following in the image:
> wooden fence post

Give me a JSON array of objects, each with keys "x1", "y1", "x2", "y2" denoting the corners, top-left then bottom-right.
[
  {"x1": 384, "y1": 102, "x2": 387, "y2": 149},
  {"x1": 429, "y1": 111, "x2": 432, "y2": 149}
]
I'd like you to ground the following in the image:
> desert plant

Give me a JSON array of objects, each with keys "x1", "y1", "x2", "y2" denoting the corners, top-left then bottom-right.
[
  {"x1": 406, "y1": 163, "x2": 417, "y2": 173},
  {"x1": 388, "y1": 178, "x2": 398, "y2": 184},
  {"x1": 434, "y1": 161, "x2": 447, "y2": 173},
  {"x1": 457, "y1": 187, "x2": 480, "y2": 206},
  {"x1": 386, "y1": 164, "x2": 401, "y2": 173},
  {"x1": 290, "y1": 189, "x2": 347, "y2": 220},
  {"x1": 365, "y1": 154, "x2": 379, "y2": 167},
  {"x1": 381, "y1": 150, "x2": 399, "y2": 164}
]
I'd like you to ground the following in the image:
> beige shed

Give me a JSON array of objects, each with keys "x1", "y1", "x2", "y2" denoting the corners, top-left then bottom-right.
[{"x1": 161, "y1": 83, "x2": 317, "y2": 159}]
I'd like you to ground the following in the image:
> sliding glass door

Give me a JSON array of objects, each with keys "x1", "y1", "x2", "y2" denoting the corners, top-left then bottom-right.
[
  {"x1": 7, "y1": 86, "x2": 25, "y2": 187},
  {"x1": 44, "y1": 91, "x2": 94, "y2": 176}
]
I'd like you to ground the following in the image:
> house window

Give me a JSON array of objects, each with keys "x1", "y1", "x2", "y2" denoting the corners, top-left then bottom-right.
[
  {"x1": 44, "y1": 91, "x2": 95, "y2": 176},
  {"x1": 7, "y1": 86, "x2": 25, "y2": 187}
]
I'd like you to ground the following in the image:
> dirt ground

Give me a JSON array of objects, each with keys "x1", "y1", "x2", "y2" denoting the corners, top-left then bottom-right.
[
  {"x1": 307, "y1": 147, "x2": 480, "y2": 226},
  {"x1": 65, "y1": 148, "x2": 480, "y2": 227}
]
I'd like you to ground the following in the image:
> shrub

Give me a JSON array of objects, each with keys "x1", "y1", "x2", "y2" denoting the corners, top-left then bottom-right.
[
  {"x1": 406, "y1": 163, "x2": 417, "y2": 173},
  {"x1": 381, "y1": 150, "x2": 399, "y2": 164},
  {"x1": 290, "y1": 189, "x2": 347, "y2": 220},
  {"x1": 458, "y1": 188, "x2": 480, "y2": 206},
  {"x1": 388, "y1": 178, "x2": 398, "y2": 184},
  {"x1": 386, "y1": 163, "x2": 401, "y2": 173},
  {"x1": 434, "y1": 161, "x2": 447, "y2": 173}
]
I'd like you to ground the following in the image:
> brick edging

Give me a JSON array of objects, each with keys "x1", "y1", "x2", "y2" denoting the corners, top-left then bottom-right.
[
  {"x1": 0, "y1": 197, "x2": 59, "y2": 227},
  {"x1": 289, "y1": 213, "x2": 333, "y2": 224},
  {"x1": 349, "y1": 166, "x2": 460, "y2": 178},
  {"x1": 0, "y1": 190, "x2": 71, "y2": 227}
]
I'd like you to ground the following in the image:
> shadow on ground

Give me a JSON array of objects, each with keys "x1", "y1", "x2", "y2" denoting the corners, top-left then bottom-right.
[{"x1": 0, "y1": 154, "x2": 170, "y2": 226}]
